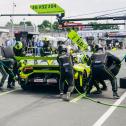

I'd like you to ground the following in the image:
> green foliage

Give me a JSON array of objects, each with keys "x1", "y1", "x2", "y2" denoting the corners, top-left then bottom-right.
[
  {"x1": 38, "y1": 20, "x2": 52, "y2": 32},
  {"x1": 5, "y1": 22, "x2": 12, "y2": 27},
  {"x1": 19, "y1": 21, "x2": 24, "y2": 26},
  {"x1": 19, "y1": 21, "x2": 33, "y2": 26},
  {"x1": 42, "y1": 20, "x2": 51, "y2": 28},
  {"x1": 38, "y1": 24, "x2": 45, "y2": 32},
  {"x1": 5, "y1": 21, "x2": 33, "y2": 27},
  {"x1": 52, "y1": 21, "x2": 59, "y2": 31},
  {"x1": 25, "y1": 21, "x2": 33, "y2": 26},
  {"x1": 38, "y1": 20, "x2": 63, "y2": 32}
]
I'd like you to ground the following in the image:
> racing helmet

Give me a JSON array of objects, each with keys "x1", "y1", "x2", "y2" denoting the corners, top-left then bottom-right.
[
  {"x1": 14, "y1": 41, "x2": 23, "y2": 50},
  {"x1": 58, "y1": 45, "x2": 67, "y2": 54},
  {"x1": 94, "y1": 44, "x2": 103, "y2": 52},
  {"x1": 43, "y1": 37, "x2": 49, "y2": 42},
  {"x1": 69, "y1": 48, "x2": 74, "y2": 55},
  {"x1": 57, "y1": 41, "x2": 64, "y2": 46}
]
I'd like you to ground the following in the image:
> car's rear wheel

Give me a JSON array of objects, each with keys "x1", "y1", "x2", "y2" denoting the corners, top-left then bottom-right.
[
  {"x1": 21, "y1": 84, "x2": 29, "y2": 90},
  {"x1": 19, "y1": 80, "x2": 29, "y2": 90},
  {"x1": 75, "y1": 70, "x2": 87, "y2": 93}
]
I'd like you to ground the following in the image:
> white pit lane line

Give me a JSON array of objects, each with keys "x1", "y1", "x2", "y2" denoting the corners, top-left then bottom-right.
[
  {"x1": 0, "y1": 89, "x2": 18, "y2": 96},
  {"x1": 93, "y1": 91, "x2": 126, "y2": 126}
]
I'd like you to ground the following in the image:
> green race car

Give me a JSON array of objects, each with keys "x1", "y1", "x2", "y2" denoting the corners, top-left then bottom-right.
[
  {"x1": 15, "y1": 54, "x2": 91, "y2": 91},
  {"x1": 16, "y1": 56, "x2": 59, "y2": 90}
]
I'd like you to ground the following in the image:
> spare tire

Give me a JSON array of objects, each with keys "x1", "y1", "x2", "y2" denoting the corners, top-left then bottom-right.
[{"x1": 120, "y1": 77, "x2": 126, "y2": 89}]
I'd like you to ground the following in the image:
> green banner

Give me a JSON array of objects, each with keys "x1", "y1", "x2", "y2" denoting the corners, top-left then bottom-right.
[
  {"x1": 30, "y1": 3, "x2": 64, "y2": 14},
  {"x1": 67, "y1": 30, "x2": 88, "y2": 51}
]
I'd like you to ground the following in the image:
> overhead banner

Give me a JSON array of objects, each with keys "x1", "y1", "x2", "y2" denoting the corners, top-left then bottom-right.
[
  {"x1": 30, "y1": 3, "x2": 64, "y2": 14},
  {"x1": 67, "y1": 30, "x2": 88, "y2": 51}
]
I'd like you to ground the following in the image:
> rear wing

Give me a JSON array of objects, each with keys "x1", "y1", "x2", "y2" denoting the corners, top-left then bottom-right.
[
  {"x1": 15, "y1": 55, "x2": 58, "y2": 66},
  {"x1": 15, "y1": 56, "x2": 57, "y2": 61}
]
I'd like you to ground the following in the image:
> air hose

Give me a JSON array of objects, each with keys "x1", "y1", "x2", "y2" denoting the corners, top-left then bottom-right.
[
  {"x1": 74, "y1": 86, "x2": 126, "y2": 109},
  {"x1": 65, "y1": 73, "x2": 126, "y2": 108}
]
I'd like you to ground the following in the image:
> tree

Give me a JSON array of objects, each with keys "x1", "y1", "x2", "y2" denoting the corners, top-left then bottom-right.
[
  {"x1": 19, "y1": 21, "x2": 24, "y2": 26},
  {"x1": 52, "y1": 21, "x2": 59, "y2": 31},
  {"x1": 38, "y1": 24, "x2": 45, "y2": 32},
  {"x1": 5, "y1": 21, "x2": 18, "y2": 27},
  {"x1": 42, "y1": 20, "x2": 51, "y2": 28},
  {"x1": 38, "y1": 20, "x2": 52, "y2": 32},
  {"x1": 25, "y1": 21, "x2": 33, "y2": 26},
  {"x1": 5, "y1": 22, "x2": 12, "y2": 27},
  {"x1": 19, "y1": 21, "x2": 33, "y2": 26}
]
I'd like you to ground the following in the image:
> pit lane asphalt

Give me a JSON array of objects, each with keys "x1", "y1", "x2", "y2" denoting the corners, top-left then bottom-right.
[{"x1": 0, "y1": 50, "x2": 125, "y2": 126}]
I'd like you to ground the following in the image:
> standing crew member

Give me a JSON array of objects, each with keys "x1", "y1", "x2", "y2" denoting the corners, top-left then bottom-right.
[
  {"x1": 0, "y1": 58, "x2": 15, "y2": 89},
  {"x1": 0, "y1": 46, "x2": 17, "y2": 89},
  {"x1": 2, "y1": 59, "x2": 15, "y2": 88},
  {"x1": 88, "y1": 45, "x2": 121, "y2": 98},
  {"x1": 13, "y1": 41, "x2": 25, "y2": 56},
  {"x1": 13, "y1": 41, "x2": 25, "y2": 87},
  {"x1": 57, "y1": 45, "x2": 74, "y2": 101},
  {"x1": 13, "y1": 40, "x2": 25, "y2": 78},
  {"x1": 40, "y1": 38, "x2": 51, "y2": 56},
  {"x1": 0, "y1": 60, "x2": 8, "y2": 89}
]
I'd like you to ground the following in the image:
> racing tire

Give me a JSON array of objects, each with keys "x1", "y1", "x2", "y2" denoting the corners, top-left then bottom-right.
[
  {"x1": 21, "y1": 85, "x2": 29, "y2": 90},
  {"x1": 120, "y1": 77, "x2": 126, "y2": 88},
  {"x1": 75, "y1": 70, "x2": 87, "y2": 93}
]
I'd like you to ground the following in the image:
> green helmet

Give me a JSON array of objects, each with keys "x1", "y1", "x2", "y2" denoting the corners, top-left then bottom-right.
[
  {"x1": 58, "y1": 45, "x2": 67, "y2": 54},
  {"x1": 14, "y1": 41, "x2": 23, "y2": 50}
]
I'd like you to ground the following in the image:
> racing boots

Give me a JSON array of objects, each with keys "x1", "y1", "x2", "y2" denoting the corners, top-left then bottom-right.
[
  {"x1": 92, "y1": 89, "x2": 102, "y2": 94},
  {"x1": 101, "y1": 86, "x2": 107, "y2": 91},
  {"x1": 7, "y1": 83, "x2": 15, "y2": 89},
  {"x1": 7, "y1": 85, "x2": 13, "y2": 89},
  {"x1": 60, "y1": 92, "x2": 64, "y2": 99},
  {"x1": 113, "y1": 92, "x2": 120, "y2": 99},
  {"x1": 0, "y1": 84, "x2": 3, "y2": 90},
  {"x1": 62, "y1": 92, "x2": 71, "y2": 101}
]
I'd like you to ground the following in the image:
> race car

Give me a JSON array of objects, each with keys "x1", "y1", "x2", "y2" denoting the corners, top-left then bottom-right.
[
  {"x1": 16, "y1": 56, "x2": 59, "y2": 90},
  {"x1": 15, "y1": 54, "x2": 91, "y2": 91}
]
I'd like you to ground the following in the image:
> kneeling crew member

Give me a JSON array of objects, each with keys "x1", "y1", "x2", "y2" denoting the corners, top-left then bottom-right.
[
  {"x1": 57, "y1": 45, "x2": 74, "y2": 101},
  {"x1": 90, "y1": 45, "x2": 121, "y2": 98}
]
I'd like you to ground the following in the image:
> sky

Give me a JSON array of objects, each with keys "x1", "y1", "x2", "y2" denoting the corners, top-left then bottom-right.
[{"x1": 0, "y1": 0, "x2": 126, "y2": 26}]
